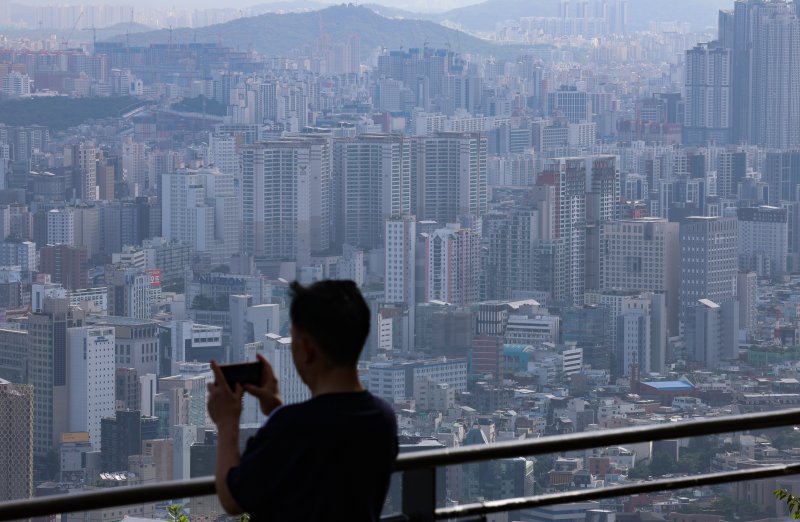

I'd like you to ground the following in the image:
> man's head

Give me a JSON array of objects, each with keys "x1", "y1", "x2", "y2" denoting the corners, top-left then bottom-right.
[{"x1": 289, "y1": 280, "x2": 370, "y2": 378}]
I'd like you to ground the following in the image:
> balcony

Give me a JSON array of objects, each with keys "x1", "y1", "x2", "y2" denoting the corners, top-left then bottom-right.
[{"x1": 2, "y1": 408, "x2": 800, "y2": 521}]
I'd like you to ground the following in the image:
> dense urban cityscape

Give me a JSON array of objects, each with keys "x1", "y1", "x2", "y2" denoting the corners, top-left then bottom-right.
[{"x1": 2, "y1": 0, "x2": 800, "y2": 520}]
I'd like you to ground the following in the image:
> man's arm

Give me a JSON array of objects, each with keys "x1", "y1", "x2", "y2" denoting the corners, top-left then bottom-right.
[
  {"x1": 214, "y1": 423, "x2": 243, "y2": 514},
  {"x1": 207, "y1": 361, "x2": 245, "y2": 515}
]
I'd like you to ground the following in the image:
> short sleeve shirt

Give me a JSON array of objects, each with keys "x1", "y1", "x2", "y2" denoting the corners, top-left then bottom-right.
[{"x1": 227, "y1": 391, "x2": 399, "y2": 521}]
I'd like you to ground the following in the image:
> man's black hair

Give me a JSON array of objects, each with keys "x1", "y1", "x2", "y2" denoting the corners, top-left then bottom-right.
[{"x1": 289, "y1": 279, "x2": 371, "y2": 366}]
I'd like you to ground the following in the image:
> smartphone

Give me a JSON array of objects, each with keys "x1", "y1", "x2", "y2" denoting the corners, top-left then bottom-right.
[{"x1": 218, "y1": 360, "x2": 263, "y2": 388}]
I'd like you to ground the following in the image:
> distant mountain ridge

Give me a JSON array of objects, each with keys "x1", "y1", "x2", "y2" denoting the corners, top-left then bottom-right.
[
  {"x1": 400, "y1": 0, "x2": 732, "y2": 32},
  {"x1": 360, "y1": 0, "x2": 732, "y2": 32},
  {"x1": 106, "y1": 4, "x2": 516, "y2": 58}
]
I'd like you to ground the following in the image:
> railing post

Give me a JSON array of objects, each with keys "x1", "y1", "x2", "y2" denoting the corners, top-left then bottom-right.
[{"x1": 402, "y1": 467, "x2": 436, "y2": 522}]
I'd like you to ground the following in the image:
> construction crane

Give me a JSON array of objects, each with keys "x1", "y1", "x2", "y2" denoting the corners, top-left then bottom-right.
[
  {"x1": 82, "y1": 24, "x2": 97, "y2": 54},
  {"x1": 125, "y1": 9, "x2": 134, "y2": 48},
  {"x1": 62, "y1": 7, "x2": 84, "y2": 50}
]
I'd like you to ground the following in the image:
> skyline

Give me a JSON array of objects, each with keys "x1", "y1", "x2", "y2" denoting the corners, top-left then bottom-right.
[{"x1": 3, "y1": 0, "x2": 800, "y2": 520}]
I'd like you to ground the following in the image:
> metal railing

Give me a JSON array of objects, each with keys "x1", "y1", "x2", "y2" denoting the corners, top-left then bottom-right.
[{"x1": 1, "y1": 408, "x2": 799, "y2": 521}]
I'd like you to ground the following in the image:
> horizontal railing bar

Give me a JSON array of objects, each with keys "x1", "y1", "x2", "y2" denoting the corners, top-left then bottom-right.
[
  {"x1": 394, "y1": 408, "x2": 800, "y2": 470},
  {"x1": 0, "y1": 477, "x2": 215, "y2": 521},
  {"x1": 0, "y1": 408, "x2": 798, "y2": 521},
  {"x1": 380, "y1": 514, "x2": 411, "y2": 522},
  {"x1": 438, "y1": 462, "x2": 800, "y2": 520}
]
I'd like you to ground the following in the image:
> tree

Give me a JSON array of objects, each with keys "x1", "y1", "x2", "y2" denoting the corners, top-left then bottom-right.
[
  {"x1": 649, "y1": 451, "x2": 677, "y2": 476},
  {"x1": 776, "y1": 489, "x2": 800, "y2": 519},
  {"x1": 627, "y1": 461, "x2": 651, "y2": 479},
  {"x1": 533, "y1": 455, "x2": 554, "y2": 492}
]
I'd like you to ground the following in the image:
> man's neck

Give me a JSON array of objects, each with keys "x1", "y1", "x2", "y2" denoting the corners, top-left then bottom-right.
[{"x1": 309, "y1": 367, "x2": 364, "y2": 397}]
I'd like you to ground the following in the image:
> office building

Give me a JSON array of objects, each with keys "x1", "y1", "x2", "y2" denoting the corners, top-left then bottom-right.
[
  {"x1": 67, "y1": 326, "x2": 116, "y2": 450},
  {"x1": 586, "y1": 290, "x2": 667, "y2": 375},
  {"x1": 688, "y1": 298, "x2": 739, "y2": 370},
  {"x1": 0, "y1": 379, "x2": 33, "y2": 502},
  {"x1": 600, "y1": 218, "x2": 680, "y2": 335},
  {"x1": 26, "y1": 297, "x2": 85, "y2": 458},
  {"x1": 679, "y1": 216, "x2": 738, "y2": 325},
  {"x1": 255, "y1": 334, "x2": 310, "y2": 405},
  {"x1": 39, "y1": 244, "x2": 89, "y2": 290},
  {"x1": 547, "y1": 86, "x2": 591, "y2": 123},
  {"x1": 368, "y1": 358, "x2": 468, "y2": 402},
  {"x1": 0, "y1": 327, "x2": 27, "y2": 384},
  {"x1": 736, "y1": 206, "x2": 788, "y2": 281},
  {"x1": 0, "y1": 240, "x2": 36, "y2": 275},
  {"x1": 229, "y1": 296, "x2": 280, "y2": 363},
  {"x1": 46, "y1": 207, "x2": 75, "y2": 246},
  {"x1": 105, "y1": 266, "x2": 157, "y2": 320},
  {"x1": 737, "y1": 271, "x2": 757, "y2": 339}
]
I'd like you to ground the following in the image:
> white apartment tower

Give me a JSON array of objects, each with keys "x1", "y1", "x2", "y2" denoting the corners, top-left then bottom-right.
[
  {"x1": 539, "y1": 157, "x2": 588, "y2": 305},
  {"x1": 67, "y1": 326, "x2": 115, "y2": 450},
  {"x1": 385, "y1": 216, "x2": 416, "y2": 305},
  {"x1": 422, "y1": 224, "x2": 481, "y2": 307},
  {"x1": 335, "y1": 134, "x2": 412, "y2": 250},
  {"x1": 47, "y1": 208, "x2": 75, "y2": 246},
  {"x1": 414, "y1": 132, "x2": 487, "y2": 224},
  {"x1": 208, "y1": 134, "x2": 240, "y2": 178},
  {"x1": 161, "y1": 167, "x2": 240, "y2": 264},
  {"x1": 241, "y1": 137, "x2": 331, "y2": 267}
]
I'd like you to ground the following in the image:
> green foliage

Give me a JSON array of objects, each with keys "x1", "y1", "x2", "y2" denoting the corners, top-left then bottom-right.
[
  {"x1": 0, "y1": 96, "x2": 146, "y2": 130},
  {"x1": 627, "y1": 461, "x2": 650, "y2": 479},
  {"x1": 649, "y1": 451, "x2": 677, "y2": 476},
  {"x1": 770, "y1": 430, "x2": 800, "y2": 450},
  {"x1": 711, "y1": 495, "x2": 764, "y2": 519},
  {"x1": 170, "y1": 96, "x2": 227, "y2": 117},
  {"x1": 629, "y1": 436, "x2": 720, "y2": 480},
  {"x1": 675, "y1": 436, "x2": 718, "y2": 474},
  {"x1": 167, "y1": 504, "x2": 189, "y2": 522},
  {"x1": 533, "y1": 454, "x2": 554, "y2": 492},
  {"x1": 776, "y1": 489, "x2": 800, "y2": 519}
]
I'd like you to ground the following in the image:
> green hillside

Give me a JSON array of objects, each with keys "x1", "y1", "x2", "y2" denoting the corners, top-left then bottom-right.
[
  {"x1": 0, "y1": 96, "x2": 147, "y2": 130},
  {"x1": 108, "y1": 4, "x2": 520, "y2": 59}
]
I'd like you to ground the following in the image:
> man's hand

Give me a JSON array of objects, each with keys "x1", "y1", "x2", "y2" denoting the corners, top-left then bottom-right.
[
  {"x1": 244, "y1": 353, "x2": 283, "y2": 416},
  {"x1": 207, "y1": 360, "x2": 245, "y2": 426}
]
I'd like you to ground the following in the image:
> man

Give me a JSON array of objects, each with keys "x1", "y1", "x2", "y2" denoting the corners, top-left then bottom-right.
[{"x1": 207, "y1": 280, "x2": 399, "y2": 521}]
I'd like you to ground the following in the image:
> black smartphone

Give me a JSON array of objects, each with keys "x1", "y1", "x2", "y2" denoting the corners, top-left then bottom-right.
[{"x1": 218, "y1": 360, "x2": 263, "y2": 388}]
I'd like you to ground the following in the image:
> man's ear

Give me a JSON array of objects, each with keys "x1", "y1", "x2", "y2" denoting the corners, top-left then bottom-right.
[{"x1": 299, "y1": 335, "x2": 316, "y2": 365}]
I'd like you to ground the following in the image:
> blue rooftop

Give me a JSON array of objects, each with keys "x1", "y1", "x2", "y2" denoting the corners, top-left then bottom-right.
[{"x1": 641, "y1": 380, "x2": 694, "y2": 391}]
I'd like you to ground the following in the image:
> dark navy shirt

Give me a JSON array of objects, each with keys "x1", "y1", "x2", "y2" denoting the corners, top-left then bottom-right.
[{"x1": 227, "y1": 391, "x2": 398, "y2": 521}]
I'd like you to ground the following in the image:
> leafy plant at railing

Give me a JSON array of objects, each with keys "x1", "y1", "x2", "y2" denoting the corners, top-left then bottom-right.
[
  {"x1": 167, "y1": 504, "x2": 189, "y2": 522},
  {"x1": 775, "y1": 489, "x2": 800, "y2": 518},
  {"x1": 165, "y1": 503, "x2": 250, "y2": 522}
]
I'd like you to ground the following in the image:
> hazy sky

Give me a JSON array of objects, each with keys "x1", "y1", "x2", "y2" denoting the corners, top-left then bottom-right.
[{"x1": 17, "y1": 0, "x2": 484, "y2": 12}]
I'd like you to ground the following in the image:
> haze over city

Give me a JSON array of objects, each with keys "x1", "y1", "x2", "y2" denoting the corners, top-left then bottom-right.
[{"x1": 1, "y1": 0, "x2": 800, "y2": 521}]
